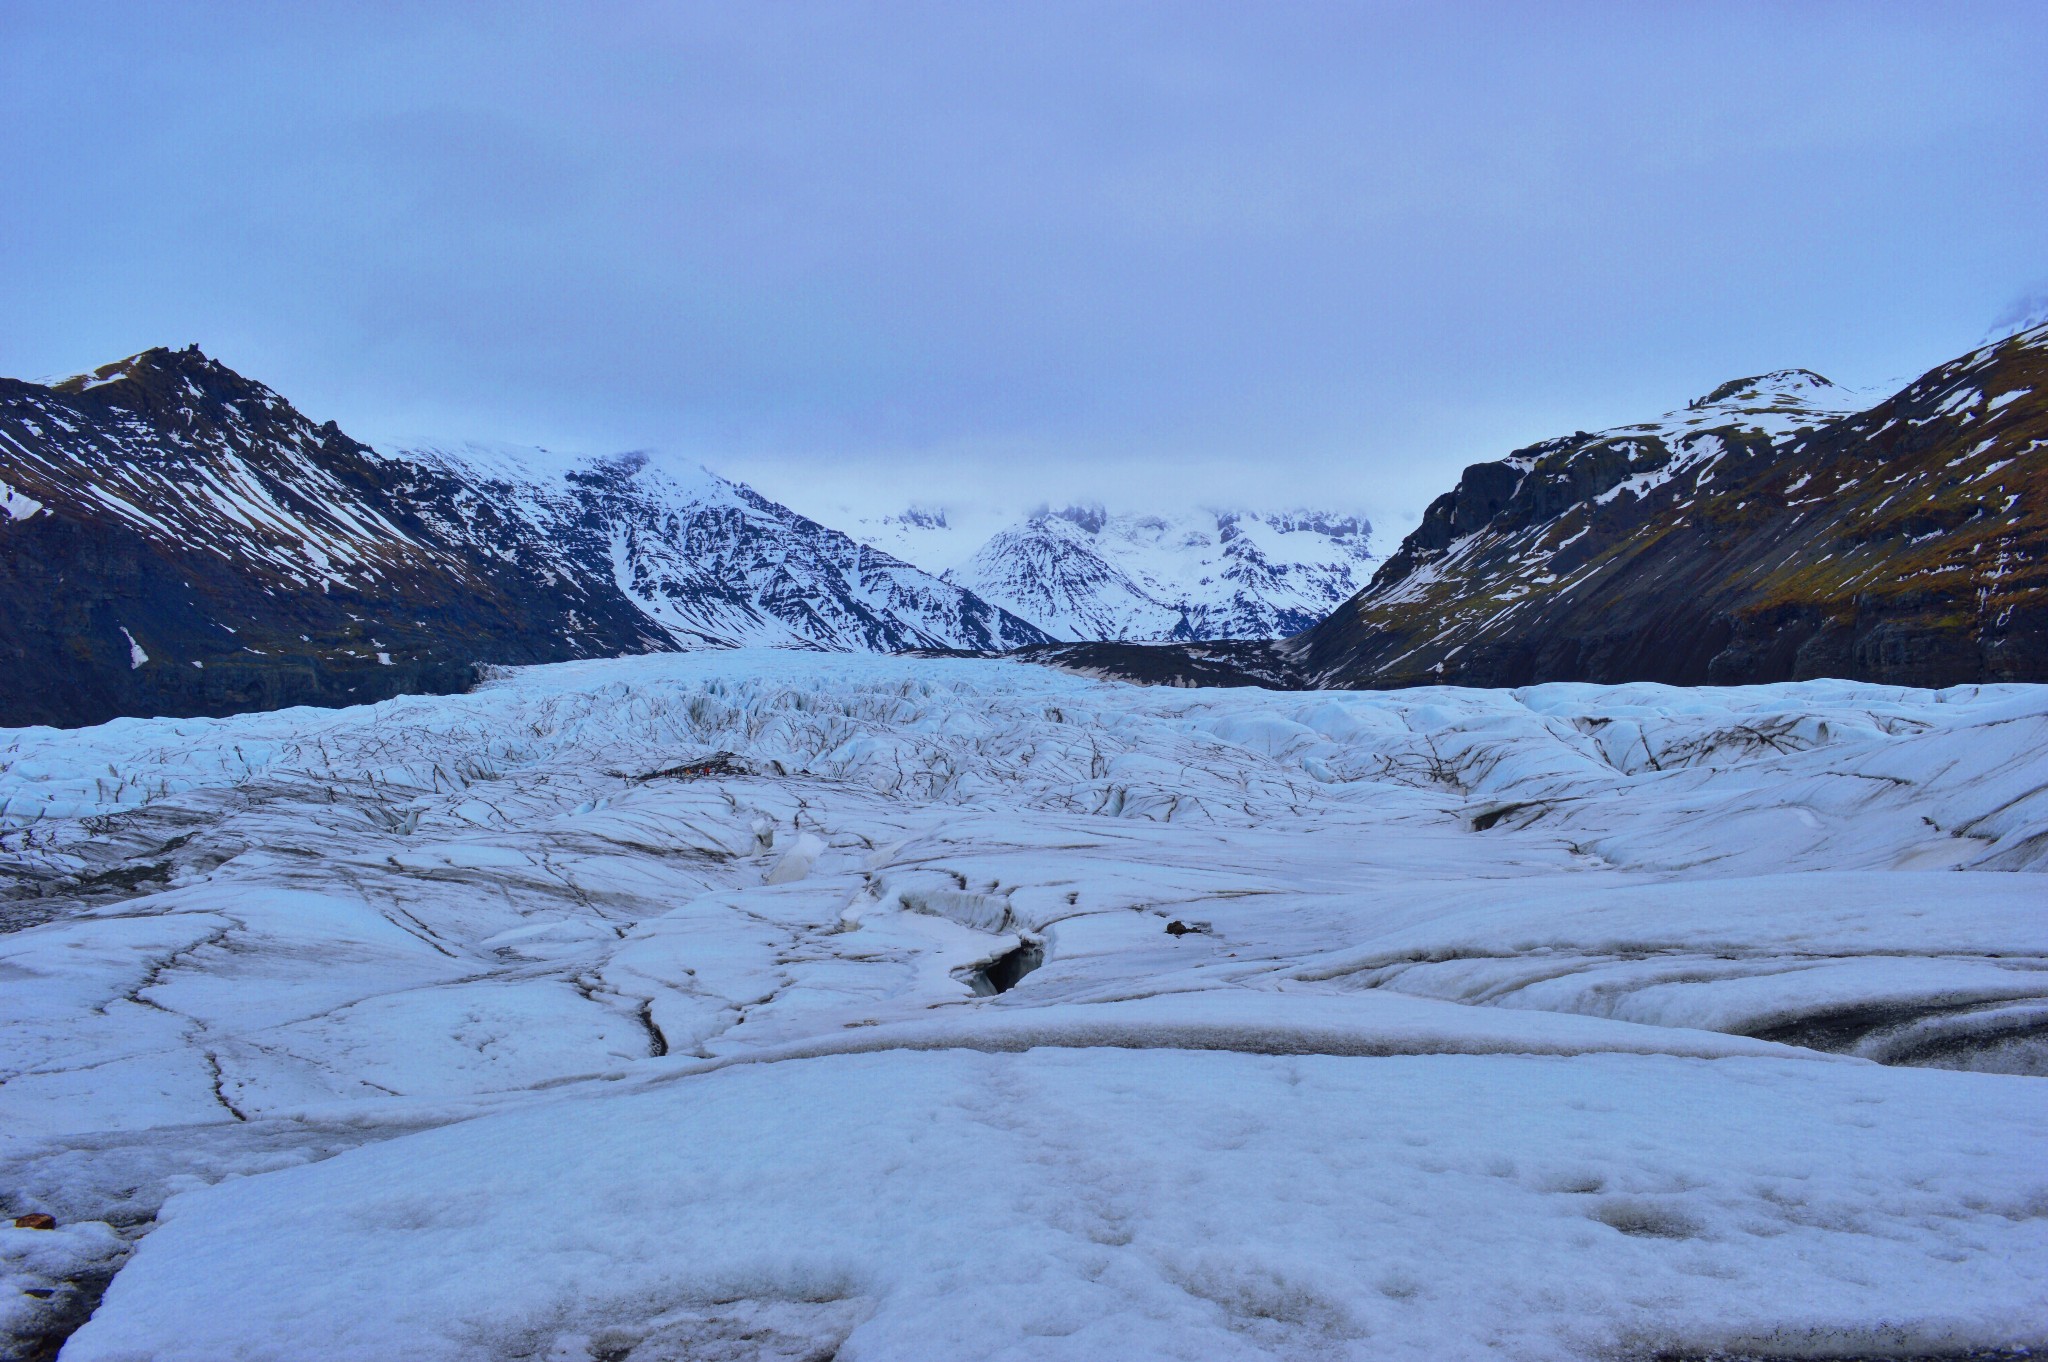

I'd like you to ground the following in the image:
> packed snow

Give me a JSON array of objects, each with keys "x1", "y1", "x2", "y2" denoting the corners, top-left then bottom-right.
[{"x1": 2, "y1": 653, "x2": 2044, "y2": 1360}]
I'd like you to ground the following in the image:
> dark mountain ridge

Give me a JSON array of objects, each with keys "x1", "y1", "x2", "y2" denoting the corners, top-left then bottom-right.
[
  {"x1": 0, "y1": 347, "x2": 1044, "y2": 728},
  {"x1": 0, "y1": 347, "x2": 666, "y2": 727},
  {"x1": 10, "y1": 328, "x2": 2042, "y2": 727},
  {"x1": 1035, "y1": 328, "x2": 2048, "y2": 691}
]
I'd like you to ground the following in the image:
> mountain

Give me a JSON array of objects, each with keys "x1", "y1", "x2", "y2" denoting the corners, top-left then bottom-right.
[
  {"x1": 0, "y1": 348, "x2": 1047, "y2": 728},
  {"x1": 393, "y1": 443, "x2": 1048, "y2": 656},
  {"x1": 1030, "y1": 330, "x2": 2047, "y2": 691},
  {"x1": 937, "y1": 504, "x2": 1377, "y2": 641},
  {"x1": 843, "y1": 505, "x2": 992, "y2": 573},
  {"x1": 1286, "y1": 329, "x2": 2046, "y2": 688},
  {"x1": 0, "y1": 348, "x2": 662, "y2": 728}
]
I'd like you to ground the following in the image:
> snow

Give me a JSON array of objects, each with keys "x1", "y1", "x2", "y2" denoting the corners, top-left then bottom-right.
[
  {"x1": 391, "y1": 443, "x2": 1049, "y2": 653},
  {"x1": 1590, "y1": 433, "x2": 1729, "y2": 507},
  {"x1": 1667, "y1": 369, "x2": 1856, "y2": 439},
  {"x1": 1, "y1": 652, "x2": 2043, "y2": 1359},
  {"x1": 7, "y1": 375, "x2": 431, "y2": 591},
  {"x1": 0, "y1": 481, "x2": 44, "y2": 520},
  {"x1": 7, "y1": 366, "x2": 1044, "y2": 673},
  {"x1": 117, "y1": 627, "x2": 147, "y2": 669},
  {"x1": 63, "y1": 1050, "x2": 2048, "y2": 1362},
  {"x1": 1302, "y1": 368, "x2": 1883, "y2": 670},
  {"x1": 940, "y1": 505, "x2": 1379, "y2": 641},
  {"x1": 839, "y1": 503, "x2": 1006, "y2": 574},
  {"x1": 386, "y1": 437, "x2": 605, "y2": 487}
]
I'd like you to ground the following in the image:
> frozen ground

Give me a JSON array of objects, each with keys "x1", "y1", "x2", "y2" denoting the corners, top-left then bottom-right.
[{"x1": 1, "y1": 652, "x2": 2044, "y2": 1360}]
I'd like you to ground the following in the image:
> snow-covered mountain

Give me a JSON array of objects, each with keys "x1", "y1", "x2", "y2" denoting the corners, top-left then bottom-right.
[
  {"x1": 841, "y1": 504, "x2": 994, "y2": 572},
  {"x1": 889, "y1": 504, "x2": 1377, "y2": 642},
  {"x1": 1274, "y1": 341, "x2": 2046, "y2": 689},
  {"x1": 0, "y1": 348, "x2": 1046, "y2": 727},
  {"x1": 392, "y1": 443, "x2": 1049, "y2": 656}
]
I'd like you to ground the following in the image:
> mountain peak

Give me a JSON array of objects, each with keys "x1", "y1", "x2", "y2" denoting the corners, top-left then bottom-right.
[
  {"x1": 1284, "y1": 327, "x2": 2046, "y2": 690},
  {"x1": 1687, "y1": 368, "x2": 1839, "y2": 412},
  {"x1": 2, "y1": 353, "x2": 1052, "y2": 725},
  {"x1": 882, "y1": 505, "x2": 949, "y2": 531},
  {"x1": 1038, "y1": 503, "x2": 1109, "y2": 534},
  {"x1": 947, "y1": 504, "x2": 1379, "y2": 642},
  {"x1": 46, "y1": 345, "x2": 291, "y2": 420}
]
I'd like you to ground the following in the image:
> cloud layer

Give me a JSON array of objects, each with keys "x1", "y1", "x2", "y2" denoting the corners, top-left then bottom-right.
[{"x1": 3, "y1": 2, "x2": 2044, "y2": 532}]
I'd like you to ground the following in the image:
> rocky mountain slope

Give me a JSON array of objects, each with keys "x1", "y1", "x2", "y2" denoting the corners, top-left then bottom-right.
[
  {"x1": 0, "y1": 348, "x2": 1045, "y2": 727},
  {"x1": 930, "y1": 504, "x2": 1376, "y2": 641},
  {"x1": 1033, "y1": 329, "x2": 2046, "y2": 691},
  {"x1": 395, "y1": 443, "x2": 1047, "y2": 656},
  {"x1": 1284, "y1": 328, "x2": 2046, "y2": 688}
]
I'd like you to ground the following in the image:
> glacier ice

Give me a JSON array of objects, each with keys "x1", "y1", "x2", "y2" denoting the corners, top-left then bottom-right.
[{"x1": 0, "y1": 652, "x2": 2042, "y2": 1359}]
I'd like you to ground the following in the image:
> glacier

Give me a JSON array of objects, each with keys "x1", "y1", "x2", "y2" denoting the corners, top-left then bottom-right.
[{"x1": 1, "y1": 653, "x2": 2043, "y2": 1360}]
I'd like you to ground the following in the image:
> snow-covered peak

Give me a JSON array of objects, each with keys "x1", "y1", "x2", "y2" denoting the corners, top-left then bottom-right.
[
  {"x1": 0, "y1": 344, "x2": 1052, "y2": 728},
  {"x1": 390, "y1": 438, "x2": 598, "y2": 486},
  {"x1": 46, "y1": 346, "x2": 300, "y2": 428},
  {"x1": 1041, "y1": 502, "x2": 1110, "y2": 534},
  {"x1": 380, "y1": 441, "x2": 1048, "y2": 655},
  {"x1": 1688, "y1": 368, "x2": 1841, "y2": 407},
  {"x1": 1646, "y1": 368, "x2": 1856, "y2": 442},
  {"x1": 1489, "y1": 368, "x2": 1859, "y2": 481},
  {"x1": 835, "y1": 503, "x2": 1009, "y2": 575},
  {"x1": 944, "y1": 504, "x2": 1378, "y2": 642},
  {"x1": 395, "y1": 440, "x2": 737, "y2": 507},
  {"x1": 949, "y1": 516, "x2": 1180, "y2": 642},
  {"x1": 889, "y1": 505, "x2": 950, "y2": 531},
  {"x1": 1363, "y1": 370, "x2": 1866, "y2": 609}
]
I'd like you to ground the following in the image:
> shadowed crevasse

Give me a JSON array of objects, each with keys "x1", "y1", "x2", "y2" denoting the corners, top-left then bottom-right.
[{"x1": 965, "y1": 940, "x2": 1045, "y2": 996}]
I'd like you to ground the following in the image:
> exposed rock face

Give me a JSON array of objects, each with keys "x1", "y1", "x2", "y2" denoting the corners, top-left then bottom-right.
[
  {"x1": 0, "y1": 348, "x2": 1046, "y2": 728},
  {"x1": 1283, "y1": 333, "x2": 2047, "y2": 689},
  {"x1": 0, "y1": 348, "x2": 661, "y2": 728},
  {"x1": 1006, "y1": 639, "x2": 1300, "y2": 689}
]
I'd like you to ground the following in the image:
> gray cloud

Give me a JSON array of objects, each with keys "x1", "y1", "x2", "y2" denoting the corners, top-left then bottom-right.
[{"x1": 3, "y1": 1, "x2": 2044, "y2": 537}]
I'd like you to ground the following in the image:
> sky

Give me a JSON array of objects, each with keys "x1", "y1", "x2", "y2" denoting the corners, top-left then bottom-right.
[{"x1": 3, "y1": 2, "x2": 2045, "y2": 542}]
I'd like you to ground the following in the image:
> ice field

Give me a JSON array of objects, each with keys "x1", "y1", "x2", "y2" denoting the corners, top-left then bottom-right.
[{"x1": 2, "y1": 652, "x2": 2045, "y2": 1359}]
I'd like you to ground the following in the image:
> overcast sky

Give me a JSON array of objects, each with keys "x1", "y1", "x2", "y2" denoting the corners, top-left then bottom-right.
[{"x1": 4, "y1": 2, "x2": 2044, "y2": 538}]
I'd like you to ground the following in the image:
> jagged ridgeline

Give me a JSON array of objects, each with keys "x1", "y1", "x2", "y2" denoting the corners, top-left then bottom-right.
[
  {"x1": 1287, "y1": 325, "x2": 2046, "y2": 687},
  {"x1": 6, "y1": 326, "x2": 2042, "y2": 727},
  {"x1": 1038, "y1": 325, "x2": 2046, "y2": 690},
  {"x1": 941, "y1": 506, "x2": 1378, "y2": 642},
  {"x1": 0, "y1": 347, "x2": 1048, "y2": 728}
]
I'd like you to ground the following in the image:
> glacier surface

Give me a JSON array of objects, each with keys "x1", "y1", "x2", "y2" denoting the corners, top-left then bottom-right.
[{"x1": 1, "y1": 653, "x2": 2043, "y2": 1360}]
